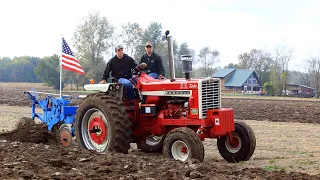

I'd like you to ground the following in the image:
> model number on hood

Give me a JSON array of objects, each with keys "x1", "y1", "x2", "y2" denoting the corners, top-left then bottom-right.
[{"x1": 189, "y1": 84, "x2": 198, "y2": 89}]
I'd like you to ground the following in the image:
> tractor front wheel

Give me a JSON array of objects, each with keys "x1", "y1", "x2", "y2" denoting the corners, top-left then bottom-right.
[
  {"x1": 217, "y1": 121, "x2": 256, "y2": 163},
  {"x1": 163, "y1": 127, "x2": 204, "y2": 162},
  {"x1": 75, "y1": 93, "x2": 132, "y2": 153}
]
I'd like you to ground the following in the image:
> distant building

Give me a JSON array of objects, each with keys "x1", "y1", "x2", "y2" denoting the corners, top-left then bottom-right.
[
  {"x1": 286, "y1": 83, "x2": 315, "y2": 97},
  {"x1": 212, "y1": 68, "x2": 263, "y2": 94}
]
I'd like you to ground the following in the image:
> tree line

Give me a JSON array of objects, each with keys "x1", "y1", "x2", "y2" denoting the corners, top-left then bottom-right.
[
  {"x1": 0, "y1": 11, "x2": 217, "y2": 89},
  {"x1": 0, "y1": 10, "x2": 318, "y2": 97}
]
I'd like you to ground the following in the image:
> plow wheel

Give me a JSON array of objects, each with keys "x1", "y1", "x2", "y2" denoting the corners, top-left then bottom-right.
[
  {"x1": 163, "y1": 127, "x2": 204, "y2": 162},
  {"x1": 75, "y1": 93, "x2": 132, "y2": 153},
  {"x1": 217, "y1": 121, "x2": 256, "y2": 163},
  {"x1": 137, "y1": 135, "x2": 165, "y2": 153},
  {"x1": 59, "y1": 125, "x2": 72, "y2": 147}
]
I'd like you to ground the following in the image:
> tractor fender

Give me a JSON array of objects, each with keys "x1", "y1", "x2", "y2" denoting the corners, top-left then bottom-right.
[{"x1": 84, "y1": 83, "x2": 124, "y2": 100}]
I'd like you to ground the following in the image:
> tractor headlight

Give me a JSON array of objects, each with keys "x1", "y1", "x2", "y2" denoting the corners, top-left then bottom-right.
[
  {"x1": 184, "y1": 102, "x2": 189, "y2": 108},
  {"x1": 190, "y1": 108, "x2": 198, "y2": 115}
]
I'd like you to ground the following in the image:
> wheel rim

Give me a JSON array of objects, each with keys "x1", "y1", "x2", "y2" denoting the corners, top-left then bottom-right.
[
  {"x1": 225, "y1": 133, "x2": 242, "y2": 153},
  {"x1": 146, "y1": 135, "x2": 163, "y2": 146},
  {"x1": 81, "y1": 108, "x2": 109, "y2": 152},
  {"x1": 171, "y1": 140, "x2": 189, "y2": 161}
]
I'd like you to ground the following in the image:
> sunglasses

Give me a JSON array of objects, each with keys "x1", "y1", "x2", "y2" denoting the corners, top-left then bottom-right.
[{"x1": 146, "y1": 46, "x2": 152, "y2": 48}]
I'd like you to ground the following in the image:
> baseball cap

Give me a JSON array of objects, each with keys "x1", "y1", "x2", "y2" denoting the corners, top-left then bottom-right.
[
  {"x1": 115, "y1": 45, "x2": 123, "y2": 51},
  {"x1": 145, "y1": 41, "x2": 153, "y2": 47}
]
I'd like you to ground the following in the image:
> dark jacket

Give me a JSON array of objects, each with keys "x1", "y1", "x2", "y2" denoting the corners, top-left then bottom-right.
[
  {"x1": 140, "y1": 52, "x2": 165, "y2": 76},
  {"x1": 102, "y1": 54, "x2": 138, "y2": 80}
]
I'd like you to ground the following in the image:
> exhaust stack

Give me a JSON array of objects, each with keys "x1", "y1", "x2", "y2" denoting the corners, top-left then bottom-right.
[{"x1": 165, "y1": 30, "x2": 175, "y2": 82}]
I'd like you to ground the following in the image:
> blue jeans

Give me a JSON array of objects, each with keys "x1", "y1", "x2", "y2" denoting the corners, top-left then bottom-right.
[
  {"x1": 118, "y1": 78, "x2": 134, "y2": 102},
  {"x1": 148, "y1": 72, "x2": 158, "y2": 79}
]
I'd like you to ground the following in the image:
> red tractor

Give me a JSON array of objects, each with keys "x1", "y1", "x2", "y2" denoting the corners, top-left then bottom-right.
[{"x1": 75, "y1": 31, "x2": 256, "y2": 163}]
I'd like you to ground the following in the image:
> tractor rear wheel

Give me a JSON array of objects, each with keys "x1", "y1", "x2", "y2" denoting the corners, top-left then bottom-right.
[
  {"x1": 163, "y1": 127, "x2": 204, "y2": 162},
  {"x1": 137, "y1": 135, "x2": 165, "y2": 153},
  {"x1": 75, "y1": 93, "x2": 132, "y2": 153},
  {"x1": 217, "y1": 121, "x2": 256, "y2": 163}
]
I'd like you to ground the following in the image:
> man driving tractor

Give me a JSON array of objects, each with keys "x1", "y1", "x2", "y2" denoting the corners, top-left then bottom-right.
[{"x1": 99, "y1": 45, "x2": 138, "y2": 104}]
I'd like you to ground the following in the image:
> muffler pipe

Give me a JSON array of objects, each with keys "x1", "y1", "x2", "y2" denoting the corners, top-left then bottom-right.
[{"x1": 166, "y1": 31, "x2": 175, "y2": 82}]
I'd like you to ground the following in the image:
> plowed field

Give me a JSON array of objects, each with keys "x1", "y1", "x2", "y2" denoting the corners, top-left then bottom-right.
[{"x1": 0, "y1": 83, "x2": 320, "y2": 179}]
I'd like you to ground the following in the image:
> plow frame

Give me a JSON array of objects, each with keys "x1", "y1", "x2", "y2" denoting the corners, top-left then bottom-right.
[{"x1": 24, "y1": 91, "x2": 78, "y2": 135}]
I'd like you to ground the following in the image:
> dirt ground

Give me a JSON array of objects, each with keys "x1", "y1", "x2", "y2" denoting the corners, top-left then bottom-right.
[
  {"x1": 223, "y1": 97, "x2": 320, "y2": 124},
  {"x1": 1, "y1": 83, "x2": 320, "y2": 179}
]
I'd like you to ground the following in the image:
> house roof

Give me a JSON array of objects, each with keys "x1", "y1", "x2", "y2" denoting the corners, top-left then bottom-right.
[
  {"x1": 224, "y1": 69, "x2": 258, "y2": 87},
  {"x1": 287, "y1": 83, "x2": 314, "y2": 90},
  {"x1": 212, "y1": 68, "x2": 235, "y2": 78}
]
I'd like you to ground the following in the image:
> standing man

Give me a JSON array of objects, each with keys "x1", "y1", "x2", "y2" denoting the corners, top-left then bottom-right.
[
  {"x1": 140, "y1": 41, "x2": 165, "y2": 79},
  {"x1": 99, "y1": 45, "x2": 138, "y2": 103}
]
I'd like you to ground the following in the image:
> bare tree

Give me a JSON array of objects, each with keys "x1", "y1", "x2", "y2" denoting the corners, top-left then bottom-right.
[
  {"x1": 274, "y1": 44, "x2": 294, "y2": 95},
  {"x1": 73, "y1": 10, "x2": 114, "y2": 80},
  {"x1": 120, "y1": 22, "x2": 143, "y2": 57},
  {"x1": 176, "y1": 42, "x2": 195, "y2": 78},
  {"x1": 238, "y1": 49, "x2": 274, "y2": 85},
  {"x1": 269, "y1": 58, "x2": 282, "y2": 95},
  {"x1": 198, "y1": 46, "x2": 220, "y2": 77},
  {"x1": 307, "y1": 57, "x2": 320, "y2": 98}
]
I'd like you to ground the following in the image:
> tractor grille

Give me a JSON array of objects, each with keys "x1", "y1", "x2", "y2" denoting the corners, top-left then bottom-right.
[{"x1": 200, "y1": 78, "x2": 220, "y2": 118}]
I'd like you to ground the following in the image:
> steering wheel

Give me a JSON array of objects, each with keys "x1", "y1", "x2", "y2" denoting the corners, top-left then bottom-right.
[
  {"x1": 110, "y1": 77, "x2": 117, "y2": 83},
  {"x1": 158, "y1": 76, "x2": 166, "y2": 80},
  {"x1": 131, "y1": 63, "x2": 147, "y2": 76}
]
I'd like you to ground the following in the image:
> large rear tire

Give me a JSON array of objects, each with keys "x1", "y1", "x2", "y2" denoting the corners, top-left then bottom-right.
[
  {"x1": 217, "y1": 121, "x2": 256, "y2": 163},
  {"x1": 75, "y1": 93, "x2": 132, "y2": 154},
  {"x1": 163, "y1": 127, "x2": 204, "y2": 162}
]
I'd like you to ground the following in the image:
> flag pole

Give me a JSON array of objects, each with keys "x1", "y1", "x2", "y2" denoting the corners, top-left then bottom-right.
[{"x1": 60, "y1": 36, "x2": 62, "y2": 98}]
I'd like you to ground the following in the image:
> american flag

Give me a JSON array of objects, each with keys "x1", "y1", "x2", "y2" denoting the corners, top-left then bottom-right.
[{"x1": 61, "y1": 37, "x2": 85, "y2": 75}]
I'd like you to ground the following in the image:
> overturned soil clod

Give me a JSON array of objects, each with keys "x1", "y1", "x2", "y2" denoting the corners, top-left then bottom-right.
[{"x1": 0, "y1": 118, "x2": 57, "y2": 144}]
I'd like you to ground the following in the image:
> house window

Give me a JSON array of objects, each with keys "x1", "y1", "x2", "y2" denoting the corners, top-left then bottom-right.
[{"x1": 252, "y1": 79, "x2": 257, "y2": 84}]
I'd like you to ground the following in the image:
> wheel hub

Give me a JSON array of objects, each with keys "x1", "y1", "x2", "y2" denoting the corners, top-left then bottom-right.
[
  {"x1": 81, "y1": 108, "x2": 110, "y2": 152},
  {"x1": 180, "y1": 146, "x2": 188, "y2": 154},
  {"x1": 171, "y1": 140, "x2": 189, "y2": 162},
  {"x1": 230, "y1": 137, "x2": 240, "y2": 148},
  {"x1": 225, "y1": 133, "x2": 242, "y2": 153},
  {"x1": 60, "y1": 127, "x2": 72, "y2": 147},
  {"x1": 88, "y1": 116, "x2": 107, "y2": 145}
]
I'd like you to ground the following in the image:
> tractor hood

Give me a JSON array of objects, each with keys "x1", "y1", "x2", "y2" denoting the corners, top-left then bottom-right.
[{"x1": 137, "y1": 73, "x2": 209, "y2": 93}]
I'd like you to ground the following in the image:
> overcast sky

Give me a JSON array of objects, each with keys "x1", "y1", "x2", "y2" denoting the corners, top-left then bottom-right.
[{"x1": 1, "y1": 0, "x2": 320, "y2": 71}]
